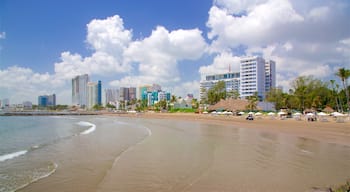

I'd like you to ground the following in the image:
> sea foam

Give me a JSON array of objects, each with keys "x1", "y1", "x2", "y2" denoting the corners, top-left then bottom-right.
[
  {"x1": 77, "y1": 121, "x2": 96, "y2": 135},
  {"x1": 0, "y1": 150, "x2": 27, "y2": 162}
]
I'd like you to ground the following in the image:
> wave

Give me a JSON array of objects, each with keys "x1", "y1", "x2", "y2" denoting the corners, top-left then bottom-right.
[
  {"x1": 77, "y1": 121, "x2": 96, "y2": 135},
  {"x1": 13, "y1": 162, "x2": 58, "y2": 192},
  {"x1": 0, "y1": 150, "x2": 27, "y2": 162}
]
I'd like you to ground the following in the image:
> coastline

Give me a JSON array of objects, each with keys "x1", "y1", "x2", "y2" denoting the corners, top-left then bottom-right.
[{"x1": 104, "y1": 112, "x2": 350, "y2": 147}]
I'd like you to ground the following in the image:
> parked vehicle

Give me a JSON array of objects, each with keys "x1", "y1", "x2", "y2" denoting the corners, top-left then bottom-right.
[{"x1": 246, "y1": 114, "x2": 254, "y2": 120}]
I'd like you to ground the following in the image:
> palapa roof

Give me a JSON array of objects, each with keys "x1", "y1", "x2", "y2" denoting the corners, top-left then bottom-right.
[
  {"x1": 208, "y1": 98, "x2": 258, "y2": 112},
  {"x1": 323, "y1": 106, "x2": 334, "y2": 113}
]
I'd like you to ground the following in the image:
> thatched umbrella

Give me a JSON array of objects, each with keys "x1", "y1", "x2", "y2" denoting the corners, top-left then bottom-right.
[{"x1": 323, "y1": 106, "x2": 334, "y2": 113}]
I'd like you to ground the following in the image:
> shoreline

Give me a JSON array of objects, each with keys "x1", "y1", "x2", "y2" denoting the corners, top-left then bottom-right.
[{"x1": 104, "y1": 112, "x2": 350, "y2": 147}]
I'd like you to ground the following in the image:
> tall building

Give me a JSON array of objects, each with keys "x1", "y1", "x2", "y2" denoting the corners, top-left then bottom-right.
[
  {"x1": 97, "y1": 80, "x2": 102, "y2": 105},
  {"x1": 265, "y1": 60, "x2": 276, "y2": 93},
  {"x1": 72, "y1": 74, "x2": 89, "y2": 107},
  {"x1": 105, "y1": 88, "x2": 119, "y2": 105},
  {"x1": 200, "y1": 72, "x2": 240, "y2": 101},
  {"x1": 38, "y1": 94, "x2": 56, "y2": 107},
  {"x1": 240, "y1": 56, "x2": 266, "y2": 100},
  {"x1": 87, "y1": 82, "x2": 98, "y2": 109},
  {"x1": 138, "y1": 85, "x2": 151, "y2": 100},
  {"x1": 1, "y1": 98, "x2": 10, "y2": 108},
  {"x1": 119, "y1": 87, "x2": 137, "y2": 101}
]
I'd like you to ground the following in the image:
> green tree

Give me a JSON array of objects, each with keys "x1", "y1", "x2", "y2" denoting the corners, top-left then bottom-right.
[
  {"x1": 335, "y1": 68, "x2": 350, "y2": 112},
  {"x1": 207, "y1": 81, "x2": 226, "y2": 105},
  {"x1": 106, "y1": 103, "x2": 116, "y2": 109},
  {"x1": 291, "y1": 76, "x2": 331, "y2": 111},
  {"x1": 92, "y1": 104, "x2": 103, "y2": 111},
  {"x1": 226, "y1": 90, "x2": 240, "y2": 99},
  {"x1": 246, "y1": 92, "x2": 259, "y2": 111},
  {"x1": 330, "y1": 80, "x2": 341, "y2": 112}
]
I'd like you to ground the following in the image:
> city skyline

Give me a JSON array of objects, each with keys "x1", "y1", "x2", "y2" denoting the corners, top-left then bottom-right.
[{"x1": 1, "y1": 0, "x2": 349, "y2": 104}]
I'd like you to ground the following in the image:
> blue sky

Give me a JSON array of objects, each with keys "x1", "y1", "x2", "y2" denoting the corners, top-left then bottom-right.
[{"x1": 1, "y1": 0, "x2": 350, "y2": 104}]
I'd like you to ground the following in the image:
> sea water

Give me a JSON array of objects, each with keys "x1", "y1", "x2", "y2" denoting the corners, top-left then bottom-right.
[{"x1": 0, "y1": 116, "x2": 96, "y2": 192}]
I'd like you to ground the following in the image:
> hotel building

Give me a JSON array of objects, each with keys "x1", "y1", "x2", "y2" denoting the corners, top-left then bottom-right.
[
  {"x1": 200, "y1": 72, "x2": 240, "y2": 101},
  {"x1": 240, "y1": 56, "x2": 267, "y2": 99},
  {"x1": 200, "y1": 56, "x2": 276, "y2": 101}
]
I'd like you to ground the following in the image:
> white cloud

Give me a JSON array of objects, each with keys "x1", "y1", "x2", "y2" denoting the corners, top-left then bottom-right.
[
  {"x1": 86, "y1": 15, "x2": 132, "y2": 54},
  {"x1": 0, "y1": 66, "x2": 68, "y2": 104},
  {"x1": 308, "y1": 6, "x2": 330, "y2": 21},
  {"x1": 54, "y1": 15, "x2": 133, "y2": 79},
  {"x1": 206, "y1": 0, "x2": 350, "y2": 93},
  {"x1": 173, "y1": 81, "x2": 200, "y2": 99},
  {"x1": 207, "y1": 0, "x2": 303, "y2": 52},
  {"x1": 199, "y1": 52, "x2": 240, "y2": 80},
  {"x1": 123, "y1": 26, "x2": 207, "y2": 86},
  {"x1": 0, "y1": 32, "x2": 5, "y2": 39}
]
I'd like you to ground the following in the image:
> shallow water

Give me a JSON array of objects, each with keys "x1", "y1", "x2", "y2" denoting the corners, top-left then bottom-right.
[{"x1": 2, "y1": 116, "x2": 349, "y2": 192}]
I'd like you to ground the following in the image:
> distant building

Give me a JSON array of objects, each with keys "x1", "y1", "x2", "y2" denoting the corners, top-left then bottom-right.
[
  {"x1": 265, "y1": 60, "x2": 276, "y2": 93},
  {"x1": 200, "y1": 56, "x2": 276, "y2": 102},
  {"x1": 1, "y1": 98, "x2": 10, "y2": 108},
  {"x1": 72, "y1": 74, "x2": 89, "y2": 107},
  {"x1": 38, "y1": 94, "x2": 56, "y2": 107},
  {"x1": 119, "y1": 87, "x2": 136, "y2": 101},
  {"x1": 105, "y1": 88, "x2": 119, "y2": 105},
  {"x1": 200, "y1": 72, "x2": 240, "y2": 101},
  {"x1": 87, "y1": 82, "x2": 98, "y2": 109},
  {"x1": 23, "y1": 101, "x2": 33, "y2": 110},
  {"x1": 97, "y1": 80, "x2": 102, "y2": 105}
]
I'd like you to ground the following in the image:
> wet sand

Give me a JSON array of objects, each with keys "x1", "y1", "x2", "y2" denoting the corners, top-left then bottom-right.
[{"x1": 108, "y1": 112, "x2": 350, "y2": 147}]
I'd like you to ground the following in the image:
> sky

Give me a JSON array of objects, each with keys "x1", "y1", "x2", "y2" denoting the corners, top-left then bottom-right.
[{"x1": 0, "y1": 0, "x2": 350, "y2": 105}]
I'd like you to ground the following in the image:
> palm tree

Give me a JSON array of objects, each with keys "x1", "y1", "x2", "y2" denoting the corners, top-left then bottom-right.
[
  {"x1": 335, "y1": 68, "x2": 350, "y2": 113},
  {"x1": 330, "y1": 80, "x2": 341, "y2": 112}
]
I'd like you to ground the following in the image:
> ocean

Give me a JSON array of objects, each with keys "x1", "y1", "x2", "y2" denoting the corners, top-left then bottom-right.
[{"x1": 1, "y1": 115, "x2": 350, "y2": 192}]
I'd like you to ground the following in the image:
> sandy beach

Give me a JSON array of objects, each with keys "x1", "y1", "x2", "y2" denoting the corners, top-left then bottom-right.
[
  {"x1": 17, "y1": 113, "x2": 350, "y2": 192},
  {"x1": 106, "y1": 112, "x2": 350, "y2": 147}
]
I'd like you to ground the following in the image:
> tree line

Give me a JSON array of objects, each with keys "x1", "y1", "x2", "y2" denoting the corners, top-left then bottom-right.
[{"x1": 201, "y1": 68, "x2": 350, "y2": 112}]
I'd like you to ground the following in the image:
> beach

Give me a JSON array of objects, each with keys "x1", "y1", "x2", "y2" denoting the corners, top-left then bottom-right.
[
  {"x1": 108, "y1": 112, "x2": 350, "y2": 147},
  {"x1": 15, "y1": 113, "x2": 350, "y2": 192}
]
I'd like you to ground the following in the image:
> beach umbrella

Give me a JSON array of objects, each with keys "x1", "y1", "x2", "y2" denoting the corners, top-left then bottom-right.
[
  {"x1": 317, "y1": 112, "x2": 327, "y2": 116},
  {"x1": 248, "y1": 112, "x2": 254, "y2": 115},
  {"x1": 203, "y1": 111, "x2": 208, "y2": 114},
  {"x1": 211, "y1": 111, "x2": 217, "y2": 114},
  {"x1": 267, "y1": 112, "x2": 275, "y2": 116},
  {"x1": 255, "y1": 112, "x2": 263, "y2": 116},
  {"x1": 294, "y1": 112, "x2": 302, "y2": 116},
  {"x1": 238, "y1": 111, "x2": 245, "y2": 115},
  {"x1": 278, "y1": 111, "x2": 286, "y2": 115},
  {"x1": 306, "y1": 113, "x2": 314, "y2": 116},
  {"x1": 333, "y1": 112, "x2": 345, "y2": 117}
]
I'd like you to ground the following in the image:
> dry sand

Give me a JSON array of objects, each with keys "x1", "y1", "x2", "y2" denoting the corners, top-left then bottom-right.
[{"x1": 104, "y1": 112, "x2": 350, "y2": 147}]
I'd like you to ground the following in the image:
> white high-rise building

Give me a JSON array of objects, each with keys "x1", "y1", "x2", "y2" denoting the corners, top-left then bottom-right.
[
  {"x1": 87, "y1": 82, "x2": 98, "y2": 109},
  {"x1": 72, "y1": 74, "x2": 89, "y2": 107},
  {"x1": 240, "y1": 56, "x2": 266, "y2": 99}
]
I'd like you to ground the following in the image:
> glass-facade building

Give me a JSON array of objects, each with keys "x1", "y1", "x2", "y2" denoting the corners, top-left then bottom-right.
[{"x1": 72, "y1": 74, "x2": 89, "y2": 107}]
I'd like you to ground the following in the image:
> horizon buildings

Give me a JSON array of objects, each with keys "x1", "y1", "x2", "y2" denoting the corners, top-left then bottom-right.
[
  {"x1": 38, "y1": 94, "x2": 56, "y2": 107},
  {"x1": 72, "y1": 74, "x2": 102, "y2": 109}
]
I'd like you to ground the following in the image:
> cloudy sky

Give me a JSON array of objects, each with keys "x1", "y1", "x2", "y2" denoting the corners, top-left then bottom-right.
[{"x1": 0, "y1": 0, "x2": 349, "y2": 105}]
